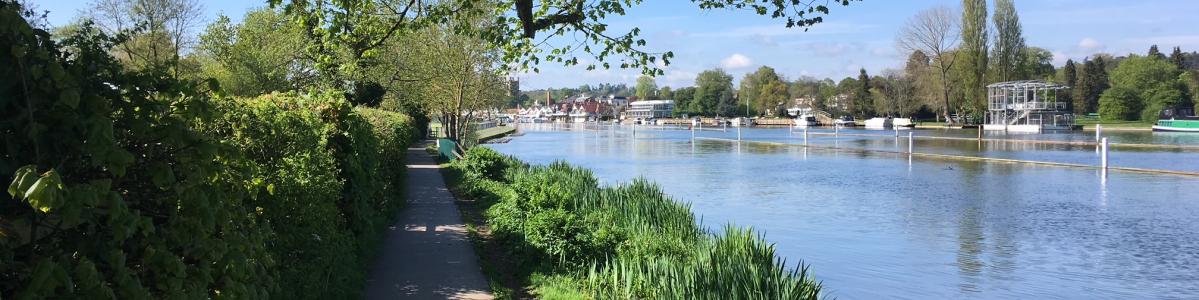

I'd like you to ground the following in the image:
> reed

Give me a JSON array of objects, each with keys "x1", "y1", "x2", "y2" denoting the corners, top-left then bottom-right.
[{"x1": 450, "y1": 147, "x2": 823, "y2": 299}]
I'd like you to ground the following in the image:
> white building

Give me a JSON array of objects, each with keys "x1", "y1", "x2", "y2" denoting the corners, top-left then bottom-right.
[{"x1": 627, "y1": 100, "x2": 675, "y2": 119}]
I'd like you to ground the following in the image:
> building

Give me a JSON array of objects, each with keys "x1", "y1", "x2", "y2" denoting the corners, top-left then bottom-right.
[
  {"x1": 983, "y1": 80, "x2": 1074, "y2": 132},
  {"x1": 627, "y1": 100, "x2": 675, "y2": 119},
  {"x1": 787, "y1": 96, "x2": 819, "y2": 116},
  {"x1": 826, "y1": 94, "x2": 851, "y2": 113}
]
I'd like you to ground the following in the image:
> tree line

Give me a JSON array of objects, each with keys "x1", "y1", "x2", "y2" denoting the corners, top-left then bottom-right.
[{"x1": 562, "y1": 0, "x2": 1199, "y2": 122}]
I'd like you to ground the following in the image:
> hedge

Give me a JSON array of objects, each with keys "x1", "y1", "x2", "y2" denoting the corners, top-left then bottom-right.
[
  {"x1": 1, "y1": 4, "x2": 417, "y2": 299},
  {"x1": 449, "y1": 147, "x2": 823, "y2": 299}
]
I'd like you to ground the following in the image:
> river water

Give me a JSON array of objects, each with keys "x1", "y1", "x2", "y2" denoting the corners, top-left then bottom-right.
[{"x1": 486, "y1": 124, "x2": 1199, "y2": 300}]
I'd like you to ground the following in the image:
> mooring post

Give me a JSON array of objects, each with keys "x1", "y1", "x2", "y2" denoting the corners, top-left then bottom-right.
[
  {"x1": 908, "y1": 132, "x2": 914, "y2": 153},
  {"x1": 737, "y1": 126, "x2": 742, "y2": 141},
  {"x1": 691, "y1": 123, "x2": 695, "y2": 140},
  {"x1": 835, "y1": 124, "x2": 839, "y2": 136},
  {"x1": 1101, "y1": 137, "x2": 1109, "y2": 170},
  {"x1": 804, "y1": 127, "x2": 809, "y2": 145}
]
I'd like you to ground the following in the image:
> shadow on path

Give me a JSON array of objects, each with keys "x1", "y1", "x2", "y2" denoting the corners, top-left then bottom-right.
[{"x1": 364, "y1": 142, "x2": 493, "y2": 300}]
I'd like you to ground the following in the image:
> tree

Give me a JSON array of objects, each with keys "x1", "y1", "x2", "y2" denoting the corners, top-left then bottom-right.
[
  {"x1": 960, "y1": 0, "x2": 989, "y2": 118},
  {"x1": 87, "y1": 0, "x2": 204, "y2": 77},
  {"x1": 1089, "y1": 57, "x2": 1111, "y2": 112},
  {"x1": 897, "y1": 6, "x2": 960, "y2": 123},
  {"x1": 673, "y1": 86, "x2": 696, "y2": 116},
  {"x1": 659, "y1": 86, "x2": 673, "y2": 100},
  {"x1": 403, "y1": 23, "x2": 508, "y2": 144},
  {"x1": 1020, "y1": 47, "x2": 1055, "y2": 79},
  {"x1": 269, "y1": 0, "x2": 858, "y2": 82},
  {"x1": 196, "y1": 9, "x2": 314, "y2": 97},
  {"x1": 1170, "y1": 46, "x2": 1186, "y2": 70},
  {"x1": 1148, "y1": 45, "x2": 1164, "y2": 59},
  {"x1": 635, "y1": 75, "x2": 658, "y2": 99},
  {"x1": 1098, "y1": 55, "x2": 1186, "y2": 121},
  {"x1": 1059, "y1": 59, "x2": 1077, "y2": 112},
  {"x1": 739, "y1": 66, "x2": 789, "y2": 116},
  {"x1": 693, "y1": 69, "x2": 734, "y2": 116},
  {"x1": 991, "y1": 0, "x2": 1024, "y2": 81},
  {"x1": 853, "y1": 68, "x2": 874, "y2": 118}
]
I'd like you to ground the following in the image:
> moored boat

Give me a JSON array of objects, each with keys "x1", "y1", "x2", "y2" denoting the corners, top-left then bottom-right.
[
  {"x1": 893, "y1": 117, "x2": 915, "y2": 128},
  {"x1": 794, "y1": 114, "x2": 819, "y2": 127},
  {"x1": 1152, "y1": 106, "x2": 1199, "y2": 132},
  {"x1": 864, "y1": 117, "x2": 893, "y2": 129},
  {"x1": 834, "y1": 116, "x2": 856, "y2": 127}
]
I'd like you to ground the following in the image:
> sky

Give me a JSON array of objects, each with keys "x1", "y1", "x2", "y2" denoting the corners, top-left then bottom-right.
[{"x1": 29, "y1": 0, "x2": 1199, "y2": 90}]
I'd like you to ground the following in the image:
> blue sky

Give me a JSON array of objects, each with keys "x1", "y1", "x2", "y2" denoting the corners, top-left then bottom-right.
[{"x1": 31, "y1": 0, "x2": 1199, "y2": 90}]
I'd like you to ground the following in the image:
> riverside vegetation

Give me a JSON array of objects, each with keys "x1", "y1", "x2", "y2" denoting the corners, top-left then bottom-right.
[
  {"x1": 0, "y1": 3, "x2": 418, "y2": 298},
  {"x1": 447, "y1": 147, "x2": 823, "y2": 299}
]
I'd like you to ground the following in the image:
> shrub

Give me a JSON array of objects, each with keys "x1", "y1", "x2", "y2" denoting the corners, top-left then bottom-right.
[
  {"x1": 1, "y1": 5, "x2": 271, "y2": 298},
  {"x1": 204, "y1": 93, "x2": 359, "y2": 299},
  {"x1": 449, "y1": 147, "x2": 823, "y2": 299},
  {"x1": 1, "y1": 5, "x2": 418, "y2": 298}
]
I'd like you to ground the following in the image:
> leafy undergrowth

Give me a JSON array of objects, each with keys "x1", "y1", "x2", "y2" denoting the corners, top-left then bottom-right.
[{"x1": 444, "y1": 147, "x2": 824, "y2": 299}]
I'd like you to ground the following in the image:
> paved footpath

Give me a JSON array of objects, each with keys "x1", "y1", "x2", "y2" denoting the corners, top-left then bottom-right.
[{"x1": 364, "y1": 142, "x2": 493, "y2": 300}]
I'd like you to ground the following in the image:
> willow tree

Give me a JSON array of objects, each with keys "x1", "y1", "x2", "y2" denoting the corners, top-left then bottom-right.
[
  {"x1": 898, "y1": 6, "x2": 959, "y2": 123},
  {"x1": 960, "y1": 0, "x2": 989, "y2": 118}
]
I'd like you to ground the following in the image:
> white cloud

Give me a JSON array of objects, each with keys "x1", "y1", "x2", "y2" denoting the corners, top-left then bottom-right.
[
  {"x1": 1078, "y1": 38, "x2": 1105, "y2": 51},
  {"x1": 720, "y1": 53, "x2": 754, "y2": 69}
]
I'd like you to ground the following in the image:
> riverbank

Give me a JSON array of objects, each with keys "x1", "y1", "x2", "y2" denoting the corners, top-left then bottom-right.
[
  {"x1": 1075, "y1": 119, "x2": 1153, "y2": 131},
  {"x1": 442, "y1": 147, "x2": 823, "y2": 299},
  {"x1": 476, "y1": 125, "x2": 516, "y2": 142}
]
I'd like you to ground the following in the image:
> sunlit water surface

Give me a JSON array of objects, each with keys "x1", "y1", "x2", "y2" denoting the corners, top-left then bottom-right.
[{"x1": 486, "y1": 125, "x2": 1199, "y2": 299}]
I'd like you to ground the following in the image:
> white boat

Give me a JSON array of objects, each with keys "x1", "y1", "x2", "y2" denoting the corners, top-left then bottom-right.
[
  {"x1": 794, "y1": 114, "x2": 818, "y2": 127},
  {"x1": 834, "y1": 116, "x2": 856, "y2": 127},
  {"x1": 864, "y1": 117, "x2": 893, "y2": 129},
  {"x1": 731, "y1": 117, "x2": 755, "y2": 127},
  {"x1": 893, "y1": 118, "x2": 914, "y2": 128}
]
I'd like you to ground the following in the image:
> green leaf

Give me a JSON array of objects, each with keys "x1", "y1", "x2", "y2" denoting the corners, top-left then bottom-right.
[
  {"x1": 25, "y1": 169, "x2": 63, "y2": 213},
  {"x1": 8, "y1": 165, "x2": 36, "y2": 198}
]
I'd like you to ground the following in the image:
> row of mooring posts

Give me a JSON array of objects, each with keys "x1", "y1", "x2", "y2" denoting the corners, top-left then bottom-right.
[{"x1": 682, "y1": 122, "x2": 1111, "y2": 176}]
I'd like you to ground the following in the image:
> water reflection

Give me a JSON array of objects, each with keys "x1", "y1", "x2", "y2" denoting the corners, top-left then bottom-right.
[{"x1": 492, "y1": 126, "x2": 1199, "y2": 299}]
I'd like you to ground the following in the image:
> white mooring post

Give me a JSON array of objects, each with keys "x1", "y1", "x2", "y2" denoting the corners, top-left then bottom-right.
[
  {"x1": 737, "y1": 126, "x2": 742, "y2": 141},
  {"x1": 1101, "y1": 137, "x2": 1109, "y2": 170},
  {"x1": 835, "y1": 124, "x2": 840, "y2": 136},
  {"x1": 691, "y1": 123, "x2": 695, "y2": 140},
  {"x1": 804, "y1": 128, "x2": 809, "y2": 145},
  {"x1": 908, "y1": 132, "x2": 914, "y2": 153}
]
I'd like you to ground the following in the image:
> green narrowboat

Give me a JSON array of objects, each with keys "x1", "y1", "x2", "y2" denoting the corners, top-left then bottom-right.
[{"x1": 1152, "y1": 106, "x2": 1199, "y2": 132}]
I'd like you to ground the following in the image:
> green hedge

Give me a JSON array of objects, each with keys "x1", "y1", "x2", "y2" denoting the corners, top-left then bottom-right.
[
  {"x1": 1, "y1": 4, "x2": 416, "y2": 299},
  {"x1": 449, "y1": 147, "x2": 823, "y2": 299}
]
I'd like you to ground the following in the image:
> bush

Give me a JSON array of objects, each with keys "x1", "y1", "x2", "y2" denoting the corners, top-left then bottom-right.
[
  {"x1": 449, "y1": 147, "x2": 823, "y2": 299},
  {"x1": 203, "y1": 93, "x2": 361, "y2": 299},
  {"x1": 1, "y1": 5, "x2": 271, "y2": 298},
  {"x1": 1, "y1": 5, "x2": 418, "y2": 298}
]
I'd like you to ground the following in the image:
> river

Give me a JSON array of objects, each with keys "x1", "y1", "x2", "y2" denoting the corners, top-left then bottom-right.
[{"x1": 486, "y1": 124, "x2": 1199, "y2": 299}]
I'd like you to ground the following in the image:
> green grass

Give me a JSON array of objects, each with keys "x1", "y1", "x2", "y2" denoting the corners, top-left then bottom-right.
[
  {"x1": 1075, "y1": 119, "x2": 1153, "y2": 130},
  {"x1": 476, "y1": 125, "x2": 516, "y2": 142},
  {"x1": 444, "y1": 147, "x2": 825, "y2": 299}
]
